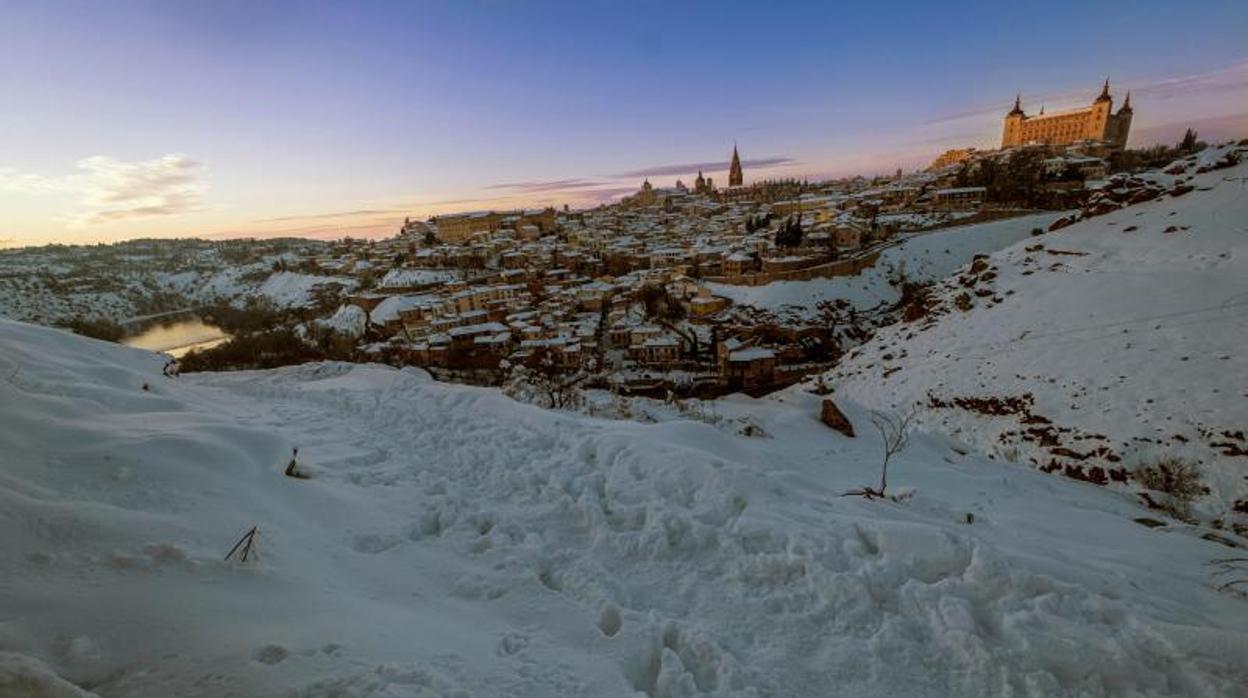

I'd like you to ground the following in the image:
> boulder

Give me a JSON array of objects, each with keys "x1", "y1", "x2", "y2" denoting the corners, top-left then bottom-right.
[{"x1": 820, "y1": 399, "x2": 855, "y2": 438}]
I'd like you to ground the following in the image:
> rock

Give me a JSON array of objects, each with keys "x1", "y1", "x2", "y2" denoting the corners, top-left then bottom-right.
[
  {"x1": 820, "y1": 399, "x2": 855, "y2": 438},
  {"x1": 1048, "y1": 214, "x2": 1079, "y2": 231}
]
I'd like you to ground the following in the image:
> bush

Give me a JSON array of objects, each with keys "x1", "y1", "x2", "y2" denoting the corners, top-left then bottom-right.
[
  {"x1": 200, "y1": 298, "x2": 289, "y2": 334},
  {"x1": 1134, "y1": 456, "x2": 1203, "y2": 520},
  {"x1": 179, "y1": 326, "x2": 356, "y2": 372},
  {"x1": 60, "y1": 317, "x2": 125, "y2": 342}
]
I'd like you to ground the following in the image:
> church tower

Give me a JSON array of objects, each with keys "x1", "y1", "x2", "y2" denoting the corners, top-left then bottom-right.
[{"x1": 728, "y1": 145, "x2": 743, "y2": 187}]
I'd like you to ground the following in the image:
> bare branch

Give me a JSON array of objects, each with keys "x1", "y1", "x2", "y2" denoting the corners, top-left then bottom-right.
[{"x1": 845, "y1": 408, "x2": 916, "y2": 499}]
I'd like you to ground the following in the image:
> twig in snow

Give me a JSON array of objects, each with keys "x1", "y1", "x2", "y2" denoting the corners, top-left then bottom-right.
[{"x1": 225, "y1": 526, "x2": 258, "y2": 562}]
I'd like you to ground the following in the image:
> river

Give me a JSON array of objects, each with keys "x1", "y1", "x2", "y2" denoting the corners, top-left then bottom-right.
[{"x1": 121, "y1": 317, "x2": 230, "y2": 358}]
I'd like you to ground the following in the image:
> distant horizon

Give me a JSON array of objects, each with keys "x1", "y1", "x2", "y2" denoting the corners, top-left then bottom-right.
[
  {"x1": 5, "y1": 116, "x2": 1246, "y2": 253},
  {"x1": 2, "y1": 1, "x2": 1246, "y2": 247}
]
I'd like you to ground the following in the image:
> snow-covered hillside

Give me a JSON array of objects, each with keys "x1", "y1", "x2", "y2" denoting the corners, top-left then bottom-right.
[
  {"x1": 709, "y1": 212, "x2": 1062, "y2": 319},
  {"x1": 0, "y1": 252, "x2": 351, "y2": 325},
  {"x1": 2, "y1": 319, "x2": 1247, "y2": 696},
  {"x1": 824, "y1": 147, "x2": 1248, "y2": 524}
]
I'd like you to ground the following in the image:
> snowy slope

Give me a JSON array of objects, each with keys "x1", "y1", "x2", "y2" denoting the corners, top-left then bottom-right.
[
  {"x1": 823, "y1": 151, "x2": 1248, "y2": 522},
  {"x1": 710, "y1": 212, "x2": 1062, "y2": 317},
  {"x1": 258, "y1": 271, "x2": 355, "y2": 309},
  {"x1": 2, "y1": 319, "x2": 1247, "y2": 696}
]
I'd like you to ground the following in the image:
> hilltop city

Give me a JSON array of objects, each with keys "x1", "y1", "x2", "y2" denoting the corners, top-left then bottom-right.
[
  {"x1": 0, "y1": 80, "x2": 1188, "y2": 399},
  {"x1": 3, "y1": 67, "x2": 1248, "y2": 696}
]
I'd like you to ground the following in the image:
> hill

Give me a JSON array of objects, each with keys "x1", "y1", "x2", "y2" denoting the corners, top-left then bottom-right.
[
  {"x1": 823, "y1": 144, "x2": 1248, "y2": 527},
  {"x1": 2, "y1": 314, "x2": 1247, "y2": 695}
]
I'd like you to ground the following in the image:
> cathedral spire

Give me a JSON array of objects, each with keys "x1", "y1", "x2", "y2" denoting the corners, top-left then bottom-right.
[
  {"x1": 728, "y1": 144, "x2": 743, "y2": 187},
  {"x1": 1096, "y1": 78, "x2": 1111, "y2": 102}
]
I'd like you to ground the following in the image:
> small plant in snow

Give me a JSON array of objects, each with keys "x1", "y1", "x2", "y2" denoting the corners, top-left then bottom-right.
[
  {"x1": 1134, "y1": 456, "x2": 1203, "y2": 520},
  {"x1": 610, "y1": 392, "x2": 634, "y2": 420},
  {"x1": 844, "y1": 409, "x2": 915, "y2": 499},
  {"x1": 677, "y1": 398, "x2": 723, "y2": 426},
  {"x1": 734, "y1": 415, "x2": 768, "y2": 438}
]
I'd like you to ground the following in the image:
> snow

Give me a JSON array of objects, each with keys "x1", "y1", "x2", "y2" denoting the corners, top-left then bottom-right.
[
  {"x1": 2, "y1": 317, "x2": 1247, "y2": 695},
  {"x1": 367, "y1": 294, "x2": 439, "y2": 326},
  {"x1": 824, "y1": 155, "x2": 1248, "y2": 517},
  {"x1": 378, "y1": 268, "x2": 456, "y2": 289},
  {"x1": 710, "y1": 212, "x2": 1062, "y2": 316},
  {"x1": 318, "y1": 304, "x2": 368, "y2": 338},
  {"x1": 727, "y1": 347, "x2": 775, "y2": 362},
  {"x1": 258, "y1": 271, "x2": 354, "y2": 309}
]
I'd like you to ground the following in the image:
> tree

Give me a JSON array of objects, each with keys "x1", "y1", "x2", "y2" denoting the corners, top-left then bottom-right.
[
  {"x1": 423, "y1": 230, "x2": 438, "y2": 246},
  {"x1": 843, "y1": 410, "x2": 915, "y2": 499},
  {"x1": 504, "y1": 347, "x2": 589, "y2": 409},
  {"x1": 1178, "y1": 128, "x2": 1200, "y2": 154},
  {"x1": 775, "y1": 216, "x2": 804, "y2": 248},
  {"x1": 637, "y1": 284, "x2": 703, "y2": 358}
]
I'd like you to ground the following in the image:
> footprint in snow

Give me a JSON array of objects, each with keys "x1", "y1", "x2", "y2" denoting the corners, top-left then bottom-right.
[{"x1": 255, "y1": 644, "x2": 288, "y2": 665}]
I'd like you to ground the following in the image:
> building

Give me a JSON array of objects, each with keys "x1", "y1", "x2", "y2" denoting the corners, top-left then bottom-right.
[
  {"x1": 931, "y1": 186, "x2": 987, "y2": 210},
  {"x1": 728, "y1": 145, "x2": 744, "y2": 187},
  {"x1": 723, "y1": 345, "x2": 776, "y2": 389},
  {"x1": 694, "y1": 170, "x2": 715, "y2": 195},
  {"x1": 928, "y1": 148, "x2": 977, "y2": 171},
  {"x1": 432, "y1": 208, "x2": 555, "y2": 244},
  {"x1": 1002, "y1": 80, "x2": 1133, "y2": 149}
]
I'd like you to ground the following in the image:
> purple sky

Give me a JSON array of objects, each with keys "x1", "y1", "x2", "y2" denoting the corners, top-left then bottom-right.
[{"x1": 2, "y1": 0, "x2": 1246, "y2": 246}]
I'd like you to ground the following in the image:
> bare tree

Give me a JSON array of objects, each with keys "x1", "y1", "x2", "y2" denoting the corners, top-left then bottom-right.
[
  {"x1": 505, "y1": 347, "x2": 592, "y2": 410},
  {"x1": 844, "y1": 409, "x2": 915, "y2": 499}
]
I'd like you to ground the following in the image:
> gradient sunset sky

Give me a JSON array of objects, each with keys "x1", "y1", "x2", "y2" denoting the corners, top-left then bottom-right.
[{"x1": 2, "y1": 0, "x2": 1246, "y2": 247}]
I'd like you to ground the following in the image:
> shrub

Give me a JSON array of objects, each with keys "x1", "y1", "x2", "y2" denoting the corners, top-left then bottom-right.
[
  {"x1": 60, "y1": 316, "x2": 125, "y2": 342},
  {"x1": 179, "y1": 326, "x2": 356, "y2": 372},
  {"x1": 1134, "y1": 456, "x2": 1203, "y2": 520}
]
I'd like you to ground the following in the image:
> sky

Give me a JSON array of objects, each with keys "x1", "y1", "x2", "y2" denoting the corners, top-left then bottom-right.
[{"x1": 2, "y1": 0, "x2": 1246, "y2": 247}]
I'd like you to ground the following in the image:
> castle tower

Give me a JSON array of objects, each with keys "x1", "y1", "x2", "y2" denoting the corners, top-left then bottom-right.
[
  {"x1": 1108, "y1": 91, "x2": 1133, "y2": 148},
  {"x1": 1002, "y1": 94, "x2": 1026, "y2": 148},
  {"x1": 1095, "y1": 78, "x2": 1111, "y2": 103},
  {"x1": 728, "y1": 145, "x2": 743, "y2": 187},
  {"x1": 1086, "y1": 78, "x2": 1113, "y2": 141}
]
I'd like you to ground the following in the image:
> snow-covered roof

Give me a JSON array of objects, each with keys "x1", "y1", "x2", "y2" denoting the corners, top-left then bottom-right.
[
  {"x1": 449, "y1": 321, "x2": 509, "y2": 337},
  {"x1": 379, "y1": 268, "x2": 456, "y2": 289},
  {"x1": 729, "y1": 347, "x2": 776, "y2": 362}
]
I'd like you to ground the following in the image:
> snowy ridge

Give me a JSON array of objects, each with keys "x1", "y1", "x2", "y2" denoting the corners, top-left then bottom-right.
[
  {"x1": 2, "y1": 318, "x2": 1247, "y2": 695},
  {"x1": 709, "y1": 212, "x2": 1062, "y2": 318},
  {"x1": 824, "y1": 150, "x2": 1248, "y2": 520}
]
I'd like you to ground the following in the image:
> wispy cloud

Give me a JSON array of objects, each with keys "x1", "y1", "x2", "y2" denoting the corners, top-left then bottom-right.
[
  {"x1": 611, "y1": 156, "x2": 796, "y2": 179},
  {"x1": 0, "y1": 153, "x2": 206, "y2": 227},
  {"x1": 485, "y1": 178, "x2": 610, "y2": 193},
  {"x1": 255, "y1": 208, "x2": 404, "y2": 223},
  {"x1": 923, "y1": 60, "x2": 1248, "y2": 128}
]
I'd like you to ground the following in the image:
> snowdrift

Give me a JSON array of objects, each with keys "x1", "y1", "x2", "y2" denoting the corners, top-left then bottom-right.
[
  {"x1": 2, "y1": 318, "x2": 1247, "y2": 696},
  {"x1": 825, "y1": 147, "x2": 1248, "y2": 525}
]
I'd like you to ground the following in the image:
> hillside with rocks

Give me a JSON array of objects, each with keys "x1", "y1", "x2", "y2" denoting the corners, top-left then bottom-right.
[{"x1": 822, "y1": 143, "x2": 1248, "y2": 532}]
